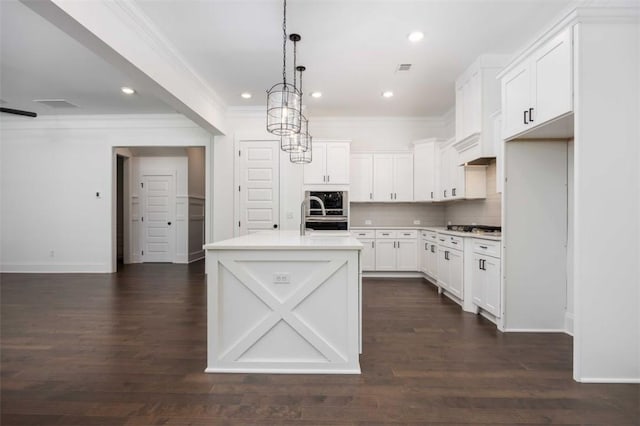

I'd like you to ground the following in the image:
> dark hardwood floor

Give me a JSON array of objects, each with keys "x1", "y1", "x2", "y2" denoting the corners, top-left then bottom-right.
[{"x1": 1, "y1": 262, "x2": 638, "y2": 425}]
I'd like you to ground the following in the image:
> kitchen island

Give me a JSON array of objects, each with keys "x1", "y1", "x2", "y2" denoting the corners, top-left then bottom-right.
[{"x1": 204, "y1": 230, "x2": 363, "y2": 374}]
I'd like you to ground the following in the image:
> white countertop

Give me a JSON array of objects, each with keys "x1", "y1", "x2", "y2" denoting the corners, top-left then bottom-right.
[
  {"x1": 204, "y1": 230, "x2": 364, "y2": 251},
  {"x1": 350, "y1": 226, "x2": 502, "y2": 241}
]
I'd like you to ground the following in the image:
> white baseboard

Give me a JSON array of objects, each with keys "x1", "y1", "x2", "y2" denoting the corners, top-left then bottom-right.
[
  {"x1": 204, "y1": 367, "x2": 361, "y2": 375},
  {"x1": 564, "y1": 312, "x2": 574, "y2": 336},
  {"x1": 0, "y1": 263, "x2": 111, "y2": 273},
  {"x1": 502, "y1": 328, "x2": 568, "y2": 333},
  {"x1": 362, "y1": 271, "x2": 424, "y2": 278},
  {"x1": 577, "y1": 377, "x2": 640, "y2": 384}
]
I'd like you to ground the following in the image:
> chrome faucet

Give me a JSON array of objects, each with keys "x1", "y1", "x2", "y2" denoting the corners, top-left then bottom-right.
[{"x1": 300, "y1": 195, "x2": 326, "y2": 236}]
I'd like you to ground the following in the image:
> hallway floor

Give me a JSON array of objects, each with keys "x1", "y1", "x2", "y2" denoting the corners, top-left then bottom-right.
[{"x1": 1, "y1": 262, "x2": 638, "y2": 425}]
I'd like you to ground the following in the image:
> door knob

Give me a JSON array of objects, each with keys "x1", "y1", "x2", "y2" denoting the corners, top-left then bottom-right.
[{"x1": 273, "y1": 224, "x2": 278, "y2": 229}]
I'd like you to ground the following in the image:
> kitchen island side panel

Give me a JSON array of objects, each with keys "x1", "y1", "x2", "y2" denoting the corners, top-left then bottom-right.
[{"x1": 206, "y1": 249, "x2": 361, "y2": 374}]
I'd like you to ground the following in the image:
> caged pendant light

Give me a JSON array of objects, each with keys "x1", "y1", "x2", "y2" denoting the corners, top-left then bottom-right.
[
  {"x1": 266, "y1": 0, "x2": 301, "y2": 137},
  {"x1": 289, "y1": 65, "x2": 312, "y2": 163}
]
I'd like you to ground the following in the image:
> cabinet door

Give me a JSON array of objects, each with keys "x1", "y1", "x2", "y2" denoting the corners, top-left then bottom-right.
[
  {"x1": 396, "y1": 239, "x2": 418, "y2": 271},
  {"x1": 393, "y1": 154, "x2": 414, "y2": 201},
  {"x1": 325, "y1": 143, "x2": 349, "y2": 184},
  {"x1": 483, "y1": 256, "x2": 501, "y2": 317},
  {"x1": 419, "y1": 239, "x2": 428, "y2": 273},
  {"x1": 532, "y1": 28, "x2": 572, "y2": 127},
  {"x1": 374, "y1": 240, "x2": 396, "y2": 271},
  {"x1": 471, "y1": 254, "x2": 485, "y2": 307},
  {"x1": 437, "y1": 246, "x2": 450, "y2": 290},
  {"x1": 373, "y1": 154, "x2": 394, "y2": 201},
  {"x1": 426, "y1": 244, "x2": 438, "y2": 279},
  {"x1": 448, "y1": 249, "x2": 464, "y2": 299},
  {"x1": 439, "y1": 147, "x2": 450, "y2": 200},
  {"x1": 350, "y1": 154, "x2": 373, "y2": 201},
  {"x1": 467, "y1": 71, "x2": 482, "y2": 136},
  {"x1": 359, "y1": 239, "x2": 376, "y2": 271},
  {"x1": 414, "y1": 143, "x2": 437, "y2": 201},
  {"x1": 303, "y1": 143, "x2": 326, "y2": 184},
  {"x1": 502, "y1": 62, "x2": 531, "y2": 139},
  {"x1": 455, "y1": 85, "x2": 465, "y2": 142}
]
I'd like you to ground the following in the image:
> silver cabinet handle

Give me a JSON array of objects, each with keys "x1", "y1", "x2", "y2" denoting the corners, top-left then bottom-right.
[
  {"x1": 370, "y1": 192, "x2": 373, "y2": 200},
  {"x1": 390, "y1": 193, "x2": 393, "y2": 200},
  {"x1": 327, "y1": 175, "x2": 330, "y2": 182},
  {"x1": 323, "y1": 175, "x2": 326, "y2": 182},
  {"x1": 371, "y1": 241, "x2": 374, "y2": 248},
  {"x1": 480, "y1": 245, "x2": 488, "y2": 249},
  {"x1": 397, "y1": 241, "x2": 400, "y2": 248}
]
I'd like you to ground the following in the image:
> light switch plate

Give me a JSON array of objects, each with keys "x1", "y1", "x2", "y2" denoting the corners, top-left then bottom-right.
[
  {"x1": 413, "y1": 220, "x2": 421, "y2": 225},
  {"x1": 286, "y1": 212, "x2": 293, "y2": 219}
]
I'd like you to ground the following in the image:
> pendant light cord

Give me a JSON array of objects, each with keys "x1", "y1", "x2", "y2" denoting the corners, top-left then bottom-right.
[
  {"x1": 292, "y1": 39, "x2": 297, "y2": 90},
  {"x1": 282, "y1": 0, "x2": 287, "y2": 85}
]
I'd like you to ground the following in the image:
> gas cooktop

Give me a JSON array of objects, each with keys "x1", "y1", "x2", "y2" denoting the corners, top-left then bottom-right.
[{"x1": 446, "y1": 224, "x2": 502, "y2": 234}]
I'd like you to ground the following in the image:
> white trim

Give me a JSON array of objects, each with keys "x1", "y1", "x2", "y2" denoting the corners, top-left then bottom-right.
[
  {"x1": 564, "y1": 312, "x2": 575, "y2": 336},
  {"x1": 0, "y1": 263, "x2": 111, "y2": 273},
  {"x1": 362, "y1": 272, "x2": 425, "y2": 279},
  {"x1": 502, "y1": 328, "x2": 568, "y2": 333},
  {"x1": 204, "y1": 367, "x2": 361, "y2": 375},
  {"x1": 576, "y1": 377, "x2": 640, "y2": 384},
  {"x1": 0, "y1": 114, "x2": 203, "y2": 130}
]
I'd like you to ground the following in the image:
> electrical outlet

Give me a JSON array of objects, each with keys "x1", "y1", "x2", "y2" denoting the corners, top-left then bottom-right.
[
  {"x1": 273, "y1": 273, "x2": 290, "y2": 284},
  {"x1": 413, "y1": 220, "x2": 421, "y2": 225},
  {"x1": 365, "y1": 219, "x2": 372, "y2": 225}
]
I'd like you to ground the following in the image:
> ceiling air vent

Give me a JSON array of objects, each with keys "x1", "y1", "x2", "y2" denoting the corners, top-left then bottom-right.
[
  {"x1": 33, "y1": 99, "x2": 78, "y2": 108},
  {"x1": 396, "y1": 63, "x2": 412, "y2": 72}
]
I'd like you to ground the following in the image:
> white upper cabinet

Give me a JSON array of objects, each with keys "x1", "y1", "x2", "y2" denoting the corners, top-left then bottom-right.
[
  {"x1": 439, "y1": 140, "x2": 487, "y2": 201},
  {"x1": 350, "y1": 154, "x2": 373, "y2": 202},
  {"x1": 413, "y1": 139, "x2": 441, "y2": 202},
  {"x1": 501, "y1": 27, "x2": 573, "y2": 140},
  {"x1": 393, "y1": 154, "x2": 414, "y2": 201},
  {"x1": 370, "y1": 153, "x2": 414, "y2": 202},
  {"x1": 454, "y1": 55, "x2": 510, "y2": 164},
  {"x1": 303, "y1": 141, "x2": 350, "y2": 186}
]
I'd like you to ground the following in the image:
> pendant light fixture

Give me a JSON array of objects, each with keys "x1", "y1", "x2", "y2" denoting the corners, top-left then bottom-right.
[
  {"x1": 266, "y1": 0, "x2": 301, "y2": 136},
  {"x1": 290, "y1": 65, "x2": 312, "y2": 164},
  {"x1": 281, "y1": 37, "x2": 310, "y2": 153}
]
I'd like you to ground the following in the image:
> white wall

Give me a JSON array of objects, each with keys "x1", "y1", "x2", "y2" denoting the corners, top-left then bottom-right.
[
  {"x1": 0, "y1": 114, "x2": 211, "y2": 272},
  {"x1": 213, "y1": 111, "x2": 453, "y2": 242}
]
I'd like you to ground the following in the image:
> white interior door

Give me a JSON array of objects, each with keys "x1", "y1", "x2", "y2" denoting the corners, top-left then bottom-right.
[
  {"x1": 239, "y1": 141, "x2": 280, "y2": 235},
  {"x1": 142, "y1": 174, "x2": 175, "y2": 263}
]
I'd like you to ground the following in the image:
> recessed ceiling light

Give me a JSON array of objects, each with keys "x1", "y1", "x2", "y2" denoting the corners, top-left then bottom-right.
[
  {"x1": 241, "y1": 92, "x2": 252, "y2": 99},
  {"x1": 382, "y1": 91, "x2": 394, "y2": 98},
  {"x1": 310, "y1": 92, "x2": 322, "y2": 98},
  {"x1": 408, "y1": 31, "x2": 424, "y2": 43},
  {"x1": 121, "y1": 87, "x2": 135, "y2": 95}
]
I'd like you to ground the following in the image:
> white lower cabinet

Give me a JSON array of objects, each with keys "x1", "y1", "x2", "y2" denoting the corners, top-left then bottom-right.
[
  {"x1": 352, "y1": 230, "x2": 376, "y2": 271},
  {"x1": 471, "y1": 239, "x2": 502, "y2": 317},
  {"x1": 374, "y1": 239, "x2": 396, "y2": 271},
  {"x1": 396, "y1": 239, "x2": 418, "y2": 271},
  {"x1": 437, "y1": 235, "x2": 464, "y2": 299},
  {"x1": 420, "y1": 231, "x2": 438, "y2": 279}
]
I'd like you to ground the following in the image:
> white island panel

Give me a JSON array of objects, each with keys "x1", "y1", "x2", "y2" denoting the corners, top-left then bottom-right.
[{"x1": 205, "y1": 232, "x2": 361, "y2": 374}]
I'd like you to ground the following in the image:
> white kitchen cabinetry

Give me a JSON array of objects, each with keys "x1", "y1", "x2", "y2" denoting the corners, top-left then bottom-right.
[
  {"x1": 420, "y1": 231, "x2": 438, "y2": 279},
  {"x1": 501, "y1": 27, "x2": 573, "y2": 140},
  {"x1": 350, "y1": 154, "x2": 373, "y2": 202},
  {"x1": 372, "y1": 153, "x2": 414, "y2": 202},
  {"x1": 413, "y1": 139, "x2": 441, "y2": 202},
  {"x1": 454, "y1": 55, "x2": 509, "y2": 164},
  {"x1": 352, "y1": 230, "x2": 376, "y2": 271},
  {"x1": 437, "y1": 235, "x2": 464, "y2": 299},
  {"x1": 471, "y1": 239, "x2": 502, "y2": 318},
  {"x1": 492, "y1": 112, "x2": 504, "y2": 193},
  {"x1": 304, "y1": 141, "x2": 350, "y2": 185},
  {"x1": 374, "y1": 230, "x2": 418, "y2": 271},
  {"x1": 439, "y1": 142, "x2": 487, "y2": 201}
]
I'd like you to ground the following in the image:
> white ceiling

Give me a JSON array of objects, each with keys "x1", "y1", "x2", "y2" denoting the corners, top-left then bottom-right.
[
  {"x1": 0, "y1": 0, "x2": 173, "y2": 116},
  {"x1": 0, "y1": 0, "x2": 575, "y2": 118}
]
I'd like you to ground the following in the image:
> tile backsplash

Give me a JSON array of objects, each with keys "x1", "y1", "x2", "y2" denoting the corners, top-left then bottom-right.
[
  {"x1": 444, "y1": 160, "x2": 501, "y2": 226},
  {"x1": 350, "y1": 203, "x2": 445, "y2": 227}
]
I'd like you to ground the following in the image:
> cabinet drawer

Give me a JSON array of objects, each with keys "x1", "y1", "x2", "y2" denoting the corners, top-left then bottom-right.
[
  {"x1": 352, "y1": 230, "x2": 375, "y2": 239},
  {"x1": 375, "y1": 230, "x2": 397, "y2": 239},
  {"x1": 421, "y1": 230, "x2": 437, "y2": 240},
  {"x1": 397, "y1": 230, "x2": 417, "y2": 239},
  {"x1": 472, "y1": 239, "x2": 501, "y2": 258},
  {"x1": 437, "y1": 233, "x2": 464, "y2": 250}
]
